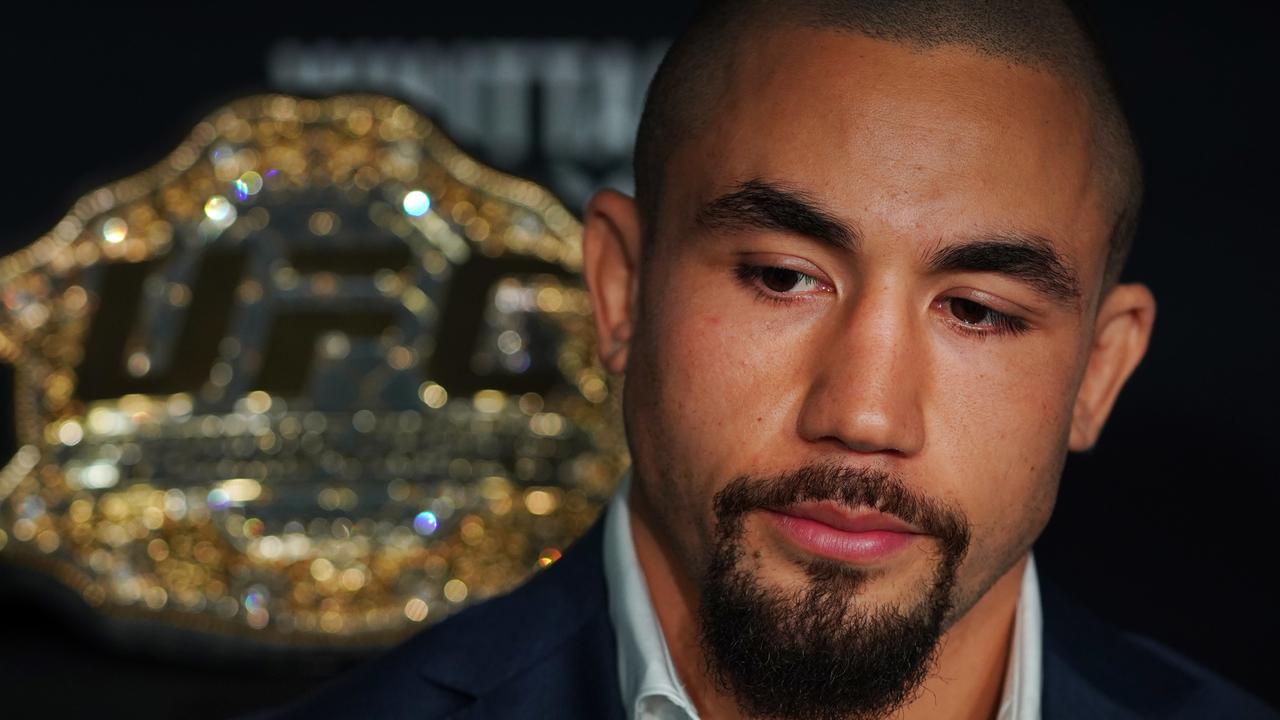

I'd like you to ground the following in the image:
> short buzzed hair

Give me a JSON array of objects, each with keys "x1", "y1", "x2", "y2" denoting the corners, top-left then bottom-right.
[{"x1": 633, "y1": 0, "x2": 1142, "y2": 288}]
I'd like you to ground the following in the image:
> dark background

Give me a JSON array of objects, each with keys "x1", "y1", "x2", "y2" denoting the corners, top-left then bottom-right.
[{"x1": 1, "y1": 2, "x2": 1276, "y2": 717}]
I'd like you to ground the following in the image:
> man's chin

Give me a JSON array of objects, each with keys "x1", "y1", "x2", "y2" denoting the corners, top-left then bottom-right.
[
  {"x1": 699, "y1": 464, "x2": 972, "y2": 720},
  {"x1": 699, "y1": 548, "x2": 954, "y2": 720}
]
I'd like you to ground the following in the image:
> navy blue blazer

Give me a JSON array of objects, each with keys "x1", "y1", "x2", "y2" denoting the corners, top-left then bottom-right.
[{"x1": 265, "y1": 518, "x2": 1276, "y2": 719}]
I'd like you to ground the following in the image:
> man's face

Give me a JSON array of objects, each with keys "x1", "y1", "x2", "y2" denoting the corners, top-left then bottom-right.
[
  {"x1": 624, "y1": 28, "x2": 1110, "y2": 640},
  {"x1": 581, "y1": 23, "x2": 1153, "y2": 719}
]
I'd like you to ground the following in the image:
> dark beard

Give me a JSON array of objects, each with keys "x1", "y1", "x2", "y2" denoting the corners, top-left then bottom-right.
[{"x1": 697, "y1": 463, "x2": 972, "y2": 720}]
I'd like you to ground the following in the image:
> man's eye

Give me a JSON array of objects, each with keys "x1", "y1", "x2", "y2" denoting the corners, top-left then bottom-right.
[
  {"x1": 944, "y1": 298, "x2": 1029, "y2": 336},
  {"x1": 733, "y1": 265, "x2": 827, "y2": 296},
  {"x1": 950, "y1": 298, "x2": 993, "y2": 325}
]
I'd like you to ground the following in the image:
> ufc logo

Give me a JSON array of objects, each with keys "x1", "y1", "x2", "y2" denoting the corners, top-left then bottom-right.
[{"x1": 73, "y1": 188, "x2": 578, "y2": 413}]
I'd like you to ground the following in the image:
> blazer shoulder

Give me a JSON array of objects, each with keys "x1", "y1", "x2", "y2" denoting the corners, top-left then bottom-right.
[
  {"x1": 1041, "y1": 581, "x2": 1277, "y2": 719},
  {"x1": 1119, "y1": 632, "x2": 1278, "y2": 718},
  {"x1": 258, "y1": 518, "x2": 619, "y2": 720}
]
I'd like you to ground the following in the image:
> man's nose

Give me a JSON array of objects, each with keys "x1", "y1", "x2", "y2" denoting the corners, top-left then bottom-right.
[{"x1": 795, "y1": 290, "x2": 927, "y2": 457}]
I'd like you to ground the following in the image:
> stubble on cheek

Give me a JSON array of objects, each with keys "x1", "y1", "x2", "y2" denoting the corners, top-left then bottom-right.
[
  {"x1": 943, "y1": 441, "x2": 1064, "y2": 628},
  {"x1": 947, "y1": 333, "x2": 1081, "y2": 569},
  {"x1": 623, "y1": 309, "x2": 782, "y2": 575}
]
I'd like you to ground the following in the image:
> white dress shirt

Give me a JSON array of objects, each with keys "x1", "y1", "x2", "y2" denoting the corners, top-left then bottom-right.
[{"x1": 602, "y1": 470, "x2": 1043, "y2": 720}]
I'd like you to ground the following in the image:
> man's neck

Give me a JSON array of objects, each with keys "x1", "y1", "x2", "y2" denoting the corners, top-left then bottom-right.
[{"x1": 627, "y1": 486, "x2": 1026, "y2": 720}]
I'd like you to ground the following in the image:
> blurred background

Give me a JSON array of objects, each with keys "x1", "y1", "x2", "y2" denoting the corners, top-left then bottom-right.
[{"x1": 0, "y1": 2, "x2": 1276, "y2": 717}]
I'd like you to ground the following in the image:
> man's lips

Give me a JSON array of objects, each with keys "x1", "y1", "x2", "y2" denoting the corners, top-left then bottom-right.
[{"x1": 761, "y1": 501, "x2": 924, "y2": 565}]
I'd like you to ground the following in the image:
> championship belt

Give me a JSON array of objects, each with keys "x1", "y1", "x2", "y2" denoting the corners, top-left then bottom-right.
[{"x1": 0, "y1": 94, "x2": 626, "y2": 652}]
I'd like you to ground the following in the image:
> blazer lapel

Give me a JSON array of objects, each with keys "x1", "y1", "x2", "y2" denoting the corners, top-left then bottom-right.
[
  {"x1": 1042, "y1": 642, "x2": 1142, "y2": 720},
  {"x1": 418, "y1": 517, "x2": 625, "y2": 720},
  {"x1": 1039, "y1": 580, "x2": 1143, "y2": 720}
]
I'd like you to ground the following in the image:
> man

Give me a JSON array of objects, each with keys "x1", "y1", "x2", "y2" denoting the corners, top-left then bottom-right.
[{"x1": 270, "y1": 1, "x2": 1277, "y2": 718}]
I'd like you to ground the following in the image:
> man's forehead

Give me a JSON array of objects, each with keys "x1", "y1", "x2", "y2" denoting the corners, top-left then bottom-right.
[
  {"x1": 727, "y1": 25, "x2": 1086, "y2": 117},
  {"x1": 669, "y1": 26, "x2": 1108, "y2": 274}
]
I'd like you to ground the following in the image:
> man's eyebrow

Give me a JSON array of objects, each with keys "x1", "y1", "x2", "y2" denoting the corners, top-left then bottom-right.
[
  {"x1": 694, "y1": 179, "x2": 858, "y2": 251},
  {"x1": 924, "y1": 233, "x2": 1082, "y2": 309}
]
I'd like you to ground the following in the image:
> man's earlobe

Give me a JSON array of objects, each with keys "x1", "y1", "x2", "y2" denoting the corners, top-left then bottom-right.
[
  {"x1": 1069, "y1": 283, "x2": 1157, "y2": 451},
  {"x1": 581, "y1": 189, "x2": 645, "y2": 375}
]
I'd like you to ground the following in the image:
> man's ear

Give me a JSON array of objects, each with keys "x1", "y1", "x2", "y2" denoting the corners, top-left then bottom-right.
[
  {"x1": 581, "y1": 189, "x2": 645, "y2": 374},
  {"x1": 1069, "y1": 282, "x2": 1157, "y2": 451}
]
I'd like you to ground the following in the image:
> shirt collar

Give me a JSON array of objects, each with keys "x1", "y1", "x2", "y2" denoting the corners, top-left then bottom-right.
[
  {"x1": 999, "y1": 551, "x2": 1043, "y2": 719},
  {"x1": 603, "y1": 469, "x2": 700, "y2": 719},
  {"x1": 603, "y1": 470, "x2": 1043, "y2": 720}
]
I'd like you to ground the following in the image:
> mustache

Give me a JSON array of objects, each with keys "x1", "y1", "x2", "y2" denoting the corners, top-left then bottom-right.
[{"x1": 712, "y1": 462, "x2": 972, "y2": 559}]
